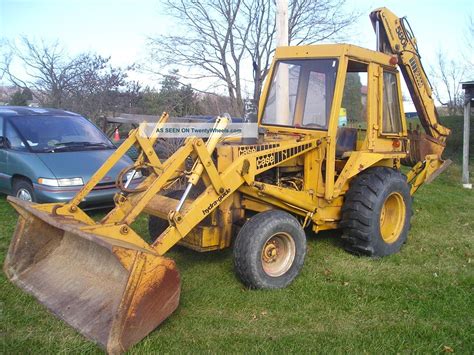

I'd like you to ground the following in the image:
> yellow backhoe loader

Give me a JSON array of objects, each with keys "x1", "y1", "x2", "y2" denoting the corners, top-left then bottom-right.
[{"x1": 4, "y1": 8, "x2": 452, "y2": 353}]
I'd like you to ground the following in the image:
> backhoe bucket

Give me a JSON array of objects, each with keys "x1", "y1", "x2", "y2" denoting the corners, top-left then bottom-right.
[
  {"x1": 3, "y1": 197, "x2": 180, "y2": 354},
  {"x1": 403, "y1": 130, "x2": 446, "y2": 166}
]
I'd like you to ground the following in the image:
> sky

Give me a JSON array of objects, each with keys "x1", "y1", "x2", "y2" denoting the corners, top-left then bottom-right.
[{"x1": 0, "y1": 0, "x2": 473, "y2": 96}]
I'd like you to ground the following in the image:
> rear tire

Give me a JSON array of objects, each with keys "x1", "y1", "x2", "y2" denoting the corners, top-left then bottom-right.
[
  {"x1": 233, "y1": 210, "x2": 306, "y2": 289},
  {"x1": 341, "y1": 167, "x2": 412, "y2": 257},
  {"x1": 12, "y1": 178, "x2": 35, "y2": 202}
]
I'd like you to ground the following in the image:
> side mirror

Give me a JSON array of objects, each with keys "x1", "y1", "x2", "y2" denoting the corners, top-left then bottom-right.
[{"x1": 0, "y1": 136, "x2": 11, "y2": 149}]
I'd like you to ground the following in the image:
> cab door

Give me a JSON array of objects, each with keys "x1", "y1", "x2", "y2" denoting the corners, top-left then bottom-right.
[
  {"x1": 336, "y1": 60, "x2": 369, "y2": 157},
  {"x1": 374, "y1": 68, "x2": 406, "y2": 154}
]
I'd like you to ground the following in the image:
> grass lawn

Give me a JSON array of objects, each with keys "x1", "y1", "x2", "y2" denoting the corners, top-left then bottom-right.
[{"x1": 1, "y1": 117, "x2": 473, "y2": 353}]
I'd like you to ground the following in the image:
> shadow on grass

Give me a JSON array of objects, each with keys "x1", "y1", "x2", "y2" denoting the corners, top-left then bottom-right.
[{"x1": 307, "y1": 228, "x2": 344, "y2": 249}]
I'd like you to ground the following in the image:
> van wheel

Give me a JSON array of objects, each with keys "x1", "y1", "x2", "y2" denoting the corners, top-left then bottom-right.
[
  {"x1": 13, "y1": 179, "x2": 35, "y2": 202},
  {"x1": 233, "y1": 210, "x2": 306, "y2": 289},
  {"x1": 341, "y1": 167, "x2": 412, "y2": 257}
]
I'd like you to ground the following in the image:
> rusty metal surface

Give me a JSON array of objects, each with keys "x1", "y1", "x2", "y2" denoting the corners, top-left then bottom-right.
[
  {"x1": 110, "y1": 253, "x2": 180, "y2": 352},
  {"x1": 425, "y1": 159, "x2": 452, "y2": 184},
  {"x1": 7, "y1": 197, "x2": 152, "y2": 254},
  {"x1": 144, "y1": 194, "x2": 192, "y2": 219},
  {"x1": 4, "y1": 198, "x2": 181, "y2": 353},
  {"x1": 403, "y1": 130, "x2": 446, "y2": 166}
]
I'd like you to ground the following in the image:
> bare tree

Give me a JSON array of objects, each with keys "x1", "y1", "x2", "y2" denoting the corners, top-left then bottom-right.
[
  {"x1": 0, "y1": 37, "x2": 134, "y2": 123},
  {"x1": 149, "y1": 0, "x2": 251, "y2": 115},
  {"x1": 149, "y1": 0, "x2": 359, "y2": 115},
  {"x1": 66, "y1": 55, "x2": 132, "y2": 122},
  {"x1": 0, "y1": 39, "x2": 9, "y2": 82},
  {"x1": 430, "y1": 50, "x2": 466, "y2": 116},
  {"x1": 1, "y1": 37, "x2": 89, "y2": 106}
]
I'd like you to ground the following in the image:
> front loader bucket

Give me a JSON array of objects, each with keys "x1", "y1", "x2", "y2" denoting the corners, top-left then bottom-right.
[{"x1": 3, "y1": 197, "x2": 180, "y2": 354}]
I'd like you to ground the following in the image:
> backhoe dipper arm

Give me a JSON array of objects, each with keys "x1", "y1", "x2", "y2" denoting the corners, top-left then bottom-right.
[{"x1": 370, "y1": 7, "x2": 450, "y2": 144}]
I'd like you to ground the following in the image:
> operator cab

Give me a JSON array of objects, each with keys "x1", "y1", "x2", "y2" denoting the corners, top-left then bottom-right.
[
  {"x1": 259, "y1": 44, "x2": 406, "y2": 165},
  {"x1": 261, "y1": 58, "x2": 338, "y2": 131}
]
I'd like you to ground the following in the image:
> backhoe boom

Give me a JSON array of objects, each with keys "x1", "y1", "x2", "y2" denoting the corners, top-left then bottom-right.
[{"x1": 370, "y1": 8, "x2": 451, "y2": 143}]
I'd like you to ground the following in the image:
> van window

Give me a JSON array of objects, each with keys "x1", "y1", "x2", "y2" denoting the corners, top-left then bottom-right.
[
  {"x1": 10, "y1": 115, "x2": 114, "y2": 152},
  {"x1": 5, "y1": 121, "x2": 27, "y2": 151}
]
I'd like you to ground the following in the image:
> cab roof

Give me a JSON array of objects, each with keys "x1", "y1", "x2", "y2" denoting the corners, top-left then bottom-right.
[{"x1": 274, "y1": 43, "x2": 397, "y2": 68}]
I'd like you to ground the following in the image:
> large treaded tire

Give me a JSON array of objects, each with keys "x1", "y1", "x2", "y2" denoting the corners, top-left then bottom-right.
[
  {"x1": 341, "y1": 167, "x2": 412, "y2": 257},
  {"x1": 233, "y1": 210, "x2": 306, "y2": 289}
]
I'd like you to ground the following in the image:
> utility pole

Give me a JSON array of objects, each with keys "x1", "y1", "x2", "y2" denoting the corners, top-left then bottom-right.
[
  {"x1": 275, "y1": 0, "x2": 289, "y2": 125},
  {"x1": 461, "y1": 81, "x2": 473, "y2": 189},
  {"x1": 276, "y1": 0, "x2": 288, "y2": 46}
]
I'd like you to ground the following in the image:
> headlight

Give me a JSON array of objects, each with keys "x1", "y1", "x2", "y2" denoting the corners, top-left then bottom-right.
[
  {"x1": 38, "y1": 177, "x2": 84, "y2": 187},
  {"x1": 125, "y1": 170, "x2": 143, "y2": 180}
]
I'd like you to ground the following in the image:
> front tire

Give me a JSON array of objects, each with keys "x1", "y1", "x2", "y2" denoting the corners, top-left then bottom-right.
[
  {"x1": 233, "y1": 210, "x2": 306, "y2": 289},
  {"x1": 341, "y1": 167, "x2": 412, "y2": 257}
]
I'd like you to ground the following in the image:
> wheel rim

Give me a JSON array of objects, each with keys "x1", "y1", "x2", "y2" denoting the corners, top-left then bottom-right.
[
  {"x1": 380, "y1": 192, "x2": 406, "y2": 243},
  {"x1": 17, "y1": 188, "x2": 32, "y2": 202},
  {"x1": 261, "y1": 232, "x2": 296, "y2": 277}
]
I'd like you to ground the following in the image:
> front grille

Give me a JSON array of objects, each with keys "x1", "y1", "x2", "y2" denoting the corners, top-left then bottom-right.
[{"x1": 96, "y1": 181, "x2": 117, "y2": 187}]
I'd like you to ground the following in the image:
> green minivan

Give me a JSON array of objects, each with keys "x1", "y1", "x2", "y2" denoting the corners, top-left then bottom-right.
[{"x1": 0, "y1": 107, "x2": 142, "y2": 207}]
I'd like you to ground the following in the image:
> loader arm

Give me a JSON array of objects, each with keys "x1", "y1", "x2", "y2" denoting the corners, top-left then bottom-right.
[
  {"x1": 2, "y1": 114, "x2": 231, "y2": 353},
  {"x1": 152, "y1": 139, "x2": 318, "y2": 254},
  {"x1": 370, "y1": 7, "x2": 451, "y2": 143}
]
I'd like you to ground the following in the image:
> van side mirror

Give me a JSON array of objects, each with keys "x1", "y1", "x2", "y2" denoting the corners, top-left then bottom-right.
[{"x1": 0, "y1": 136, "x2": 10, "y2": 149}]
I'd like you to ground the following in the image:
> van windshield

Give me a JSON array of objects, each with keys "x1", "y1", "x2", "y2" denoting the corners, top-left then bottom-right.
[{"x1": 10, "y1": 115, "x2": 115, "y2": 153}]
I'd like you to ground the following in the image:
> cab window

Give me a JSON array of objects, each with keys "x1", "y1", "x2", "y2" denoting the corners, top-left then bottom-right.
[
  {"x1": 262, "y1": 59, "x2": 338, "y2": 129},
  {"x1": 382, "y1": 71, "x2": 402, "y2": 134},
  {"x1": 337, "y1": 61, "x2": 368, "y2": 157},
  {"x1": 340, "y1": 61, "x2": 368, "y2": 129}
]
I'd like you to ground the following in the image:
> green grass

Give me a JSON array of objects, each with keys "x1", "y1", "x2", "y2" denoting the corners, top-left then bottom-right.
[{"x1": 1, "y1": 118, "x2": 474, "y2": 353}]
